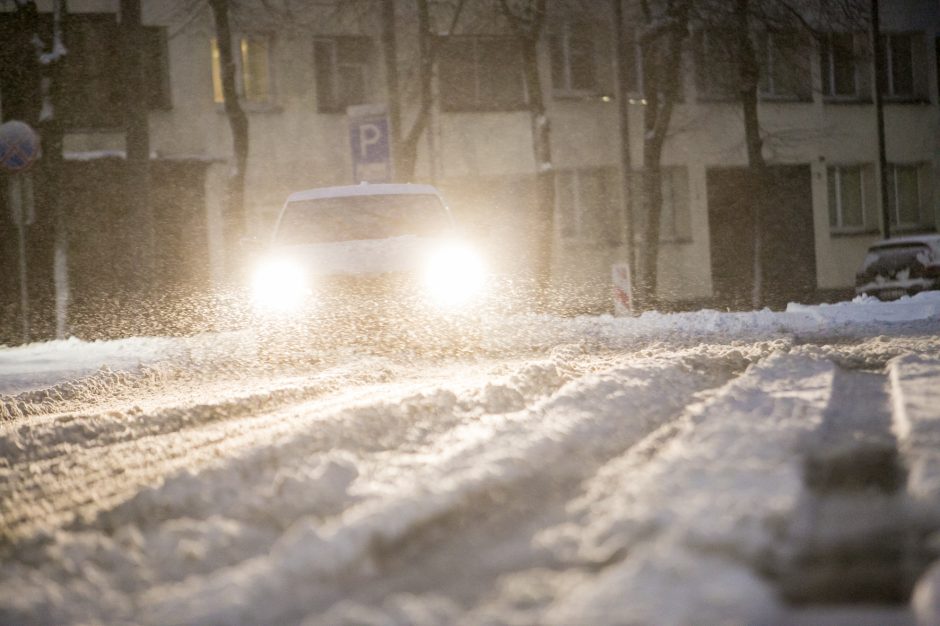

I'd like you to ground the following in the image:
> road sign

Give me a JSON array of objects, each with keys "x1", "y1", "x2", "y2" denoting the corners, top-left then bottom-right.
[
  {"x1": 612, "y1": 262, "x2": 633, "y2": 316},
  {"x1": 0, "y1": 120, "x2": 41, "y2": 173},
  {"x1": 347, "y1": 104, "x2": 392, "y2": 183}
]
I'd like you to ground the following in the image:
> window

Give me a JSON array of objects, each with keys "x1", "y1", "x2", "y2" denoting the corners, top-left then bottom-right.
[
  {"x1": 695, "y1": 30, "x2": 738, "y2": 100},
  {"x1": 556, "y1": 168, "x2": 620, "y2": 241},
  {"x1": 143, "y1": 27, "x2": 172, "y2": 110},
  {"x1": 549, "y1": 23, "x2": 597, "y2": 95},
  {"x1": 0, "y1": 12, "x2": 169, "y2": 127},
  {"x1": 439, "y1": 36, "x2": 526, "y2": 112},
  {"x1": 61, "y1": 14, "x2": 124, "y2": 128},
  {"x1": 828, "y1": 165, "x2": 868, "y2": 231},
  {"x1": 313, "y1": 36, "x2": 374, "y2": 113},
  {"x1": 211, "y1": 35, "x2": 273, "y2": 104},
  {"x1": 888, "y1": 164, "x2": 928, "y2": 228},
  {"x1": 629, "y1": 168, "x2": 691, "y2": 242},
  {"x1": 879, "y1": 33, "x2": 927, "y2": 100},
  {"x1": 757, "y1": 31, "x2": 810, "y2": 100},
  {"x1": 44, "y1": 15, "x2": 170, "y2": 129},
  {"x1": 820, "y1": 33, "x2": 865, "y2": 99}
]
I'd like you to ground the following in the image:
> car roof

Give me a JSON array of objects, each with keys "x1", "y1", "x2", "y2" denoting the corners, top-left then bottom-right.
[
  {"x1": 286, "y1": 183, "x2": 444, "y2": 203},
  {"x1": 869, "y1": 233, "x2": 940, "y2": 249}
]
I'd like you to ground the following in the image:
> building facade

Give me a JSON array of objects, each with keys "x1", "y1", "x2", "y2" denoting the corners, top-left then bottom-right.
[{"x1": 3, "y1": 0, "x2": 939, "y2": 315}]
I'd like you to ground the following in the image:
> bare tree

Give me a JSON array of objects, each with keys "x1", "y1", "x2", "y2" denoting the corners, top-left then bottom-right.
[
  {"x1": 694, "y1": 0, "x2": 867, "y2": 308},
  {"x1": 634, "y1": 0, "x2": 689, "y2": 310},
  {"x1": 497, "y1": 0, "x2": 555, "y2": 309},
  {"x1": 121, "y1": 0, "x2": 155, "y2": 285},
  {"x1": 208, "y1": 0, "x2": 250, "y2": 268}
]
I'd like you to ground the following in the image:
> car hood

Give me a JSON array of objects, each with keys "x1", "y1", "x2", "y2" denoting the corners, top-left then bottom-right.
[{"x1": 274, "y1": 235, "x2": 434, "y2": 276}]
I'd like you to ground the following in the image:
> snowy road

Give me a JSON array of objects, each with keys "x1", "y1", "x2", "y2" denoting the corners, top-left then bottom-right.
[{"x1": 2, "y1": 297, "x2": 940, "y2": 625}]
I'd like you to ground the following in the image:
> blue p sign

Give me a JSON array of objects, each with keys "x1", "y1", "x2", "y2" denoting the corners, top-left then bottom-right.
[{"x1": 348, "y1": 105, "x2": 392, "y2": 183}]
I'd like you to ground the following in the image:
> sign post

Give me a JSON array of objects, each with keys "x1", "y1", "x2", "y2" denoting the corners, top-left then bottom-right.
[
  {"x1": 0, "y1": 120, "x2": 41, "y2": 343},
  {"x1": 347, "y1": 104, "x2": 393, "y2": 183},
  {"x1": 612, "y1": 261, "x2": 634, "y2": 316}
]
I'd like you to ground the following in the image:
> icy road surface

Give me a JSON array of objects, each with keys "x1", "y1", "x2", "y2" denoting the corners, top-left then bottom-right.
[{"x1": 3, "y1": 295, "x2": 940, "y2": 625}]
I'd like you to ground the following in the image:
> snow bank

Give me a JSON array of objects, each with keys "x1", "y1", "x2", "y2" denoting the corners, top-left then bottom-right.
[
  {"x1": 2, "y1": 293, "x2": 937, "y2": 399},
  {"x1": 537, "y1": 354, "x2": 838, "y2": 624},
  {"x1": 0, "y1": 336, "x2": 182, "y2": 396}
]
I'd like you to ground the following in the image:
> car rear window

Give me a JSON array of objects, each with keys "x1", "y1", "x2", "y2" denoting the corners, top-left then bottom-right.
[{"x1": 276, "y1": 194, "x2": 452, "y2": 244}]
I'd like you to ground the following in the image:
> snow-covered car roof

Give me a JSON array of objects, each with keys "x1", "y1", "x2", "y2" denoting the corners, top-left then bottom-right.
[
  {"x1": 869, "y1": 233, "x2": 940, "y2": 249},
  {"x1": 285, "y1": 183, "x2": 445, "y2": 204}
]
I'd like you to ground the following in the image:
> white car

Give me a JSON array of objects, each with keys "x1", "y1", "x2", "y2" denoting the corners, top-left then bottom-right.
[
  {"x1": 855, "y1": 234, "x2": 940, "y2": 300},
  {"x1": 250, "y1": 183, "x2": 486, "y2": 321}
]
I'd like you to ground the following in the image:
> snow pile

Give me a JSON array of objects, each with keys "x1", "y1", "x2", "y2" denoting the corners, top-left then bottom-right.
[
  {"x1": 0, "y1": 336, "x2": 181, "y2": 396},
  {"x1": 530, "y1": 354, "x2": 837, "y2": 624},
  {"x1": 787, "y1": 290, "x2": 940, "y2": 324}
]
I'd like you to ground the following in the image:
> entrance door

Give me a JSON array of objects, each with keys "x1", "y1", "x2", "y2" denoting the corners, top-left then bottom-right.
[{"x1": 707, "y1": 165, "x2": 817, "y2": 310}]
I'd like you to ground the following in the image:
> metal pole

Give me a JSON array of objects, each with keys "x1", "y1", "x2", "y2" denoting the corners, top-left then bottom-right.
[
  {"x1": 8, "y1": 175, "x2": 30, "y2": 343},
  {"x1": 871, "y1": 0, "x2": 891, "y2": 239},
  {"x1": 613, "y1": 0, "x2": 636, "y2": 300}
]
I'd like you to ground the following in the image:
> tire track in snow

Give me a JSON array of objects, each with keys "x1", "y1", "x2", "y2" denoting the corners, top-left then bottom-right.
[
  {"x1": 0, "y1": 354, "x2": 577, "y2": 593},
  {"x1": 511, "y1": 353, "x2": 843, "y2": 625},
  {"x1": 0, "y1": 351, "x2": 588, "y2": 622},
  {"x1": 132, "y1": 351, "x2": 741, "y2": 626}
]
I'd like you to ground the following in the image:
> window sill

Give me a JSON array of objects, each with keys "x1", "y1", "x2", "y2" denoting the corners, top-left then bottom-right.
[
  {"x1": 214, "y1": 101, "x2": 282, "y2": 114},
  {"x1": 440, "y1": 106, "x2": 529, "y2": 114},
  {"x1": 881, "y1": 96, "x2": 932, "y2": 105},
  {"x1": 892, "y1": 225, "x2": 937, "y2": 234},
  {"x1": 552, "y1": 90, "x2": 614, "y2": 102},
  {"x1": 759, "y1": 95, "x2": 813, "y2": 104},
  {"x1": 830, "y1": 228, "x2": 880, "y2": 238},
  {"x1": 822, "y1": 96, "x2": 873, "y2": 105},
  {"x1": 695, "y1": 95, "x2": 738, "y2": 104}
]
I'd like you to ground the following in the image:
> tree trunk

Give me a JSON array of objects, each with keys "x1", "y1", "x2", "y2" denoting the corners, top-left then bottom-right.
[
  {"x1": 382, "y1": 0, "x2": 402, "y2": 179},
  {"x1": 121, "y1": 0, "x2": 154, "y2": 288},
  {"x1": 397, "y1": 0, "x2": 433, "y2": 181},
  {"x1": 521, "y1": 33, "x2": 555, "y2": 311},
  {"x1": 635, "y1": 0, "x2": 687, "y2": 311},
  {"x1": 208, "y1": 0, "x2": 249, "y2": 272},
  {"x1": 734, "y1": 0, "x2": 766, "y2": 310},
  {"x1": 498, "y1": 0, "x2": 554, "y2": 311}
]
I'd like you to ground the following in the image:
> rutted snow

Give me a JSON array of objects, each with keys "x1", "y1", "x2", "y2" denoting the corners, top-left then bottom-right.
[{"x1": 1, "y1": 295, "x2": 939, "y2": 625}]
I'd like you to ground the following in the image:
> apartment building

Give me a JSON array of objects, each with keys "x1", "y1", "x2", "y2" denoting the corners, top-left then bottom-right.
[{"x1": 2, "y1": 0, "x2": 938, "y2": 316}]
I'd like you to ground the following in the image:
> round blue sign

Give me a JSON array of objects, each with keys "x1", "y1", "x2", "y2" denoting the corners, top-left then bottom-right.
[{"x1": 0, "y1": 121, "x2": 41, "y2": 173}]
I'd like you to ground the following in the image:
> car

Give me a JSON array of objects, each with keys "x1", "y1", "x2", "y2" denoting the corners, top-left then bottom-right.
[
  {"x1": 249, "y1": 183, "x2": 486, "y2": 325},
  {"x1": 855, "y1": 234, "x2": 940, "y2": 300}
]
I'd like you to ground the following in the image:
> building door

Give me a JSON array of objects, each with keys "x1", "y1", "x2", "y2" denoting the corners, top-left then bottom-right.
[{"x1": 707, "y1": 165, "x2": 817, "y2": 310}]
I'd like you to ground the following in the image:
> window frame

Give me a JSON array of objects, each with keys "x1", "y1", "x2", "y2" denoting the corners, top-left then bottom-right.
[
  {"x1": 549, "y1": 22, "x2": 600, "y2": 98},
  {"x1": 211, "y1": 33, "x2": 276, "y2": 107},
  {"x1": 695, "y1": 28, "x2": 739, "y2": 102},
  {"x1": 827, "y1": 164, "x2": 871, "y2": 234},
  {"x1": 555, "y1": 167, "x2": 621, "y2": 243},
  {"x1": 313, "y1": 35, "x2": 375, "y2": 114},
  {"x1": 438, "y1": 35, "x2": 528, "y2": 113},
  {"x1": 819, "y1": 32, "x2": 865, "y2": 101},
  {"x1": 756, "y1": 30, "x2": 810, "y2": 102},
  {"x1": 887, "y1": 163, "x2": 928, "y2": 231},
  {"x1": 879, "y1": 32, "x2": 919, "y2": 100}
]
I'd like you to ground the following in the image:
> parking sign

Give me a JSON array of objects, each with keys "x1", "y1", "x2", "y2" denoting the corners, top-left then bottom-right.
[{"x1": 348, "y1": 104, "x2": 392, "y2": 183}]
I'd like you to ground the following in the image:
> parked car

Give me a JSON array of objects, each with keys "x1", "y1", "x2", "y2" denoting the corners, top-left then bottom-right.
[
  {"x1": 855, "y1": 234, "x2": 940, "y2": 300},
  {"x1": 250, "y1": 183, "x2": 486, "y2": 321}
]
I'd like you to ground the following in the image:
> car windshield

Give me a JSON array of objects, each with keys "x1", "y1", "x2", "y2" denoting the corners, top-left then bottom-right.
[{"x1": 276, "y1": 194, "x2": 452, "y2": 244}]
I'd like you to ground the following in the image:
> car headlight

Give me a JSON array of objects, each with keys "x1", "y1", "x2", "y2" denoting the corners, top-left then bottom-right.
[
  {"x1": 422, "y1": 242, "x2": 486, "y2": 308},
  {"x1": 251, "y1": 257, "x2": 310, "y2": 313}
]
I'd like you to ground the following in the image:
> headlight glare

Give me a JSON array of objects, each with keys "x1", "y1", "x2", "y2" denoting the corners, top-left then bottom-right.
[
  {"x1": 422, "y1": 243, "x2": 485, "y2": 308},
  {"x1": 251, "y1": 257, "x2": 309, "y2": 313}
]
